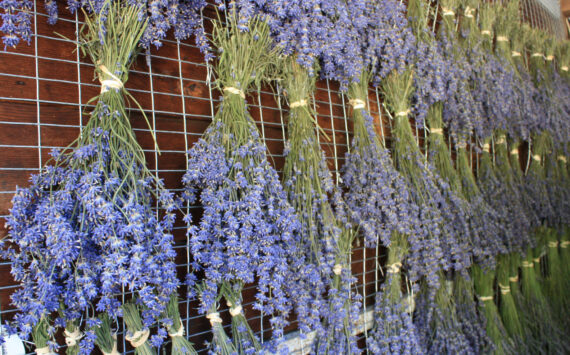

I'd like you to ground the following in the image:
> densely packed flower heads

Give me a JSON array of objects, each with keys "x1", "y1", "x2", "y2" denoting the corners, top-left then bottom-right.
[
  {"x1": 368, "y1": 276, "x2": 424, "y2": 354},
  {"x1": 182, "y1": 118, "x2": 304, "y2": 342},
  {"x1": 441, "y1": 38, "x2": 482, "y2": 141},
  {"x1": 2, "y1": 130, "x2": 179, "y2": 352},
  {"x1": 342, "y1": 108, "x2": 423, "y2": 250},
  {"x1": 415, "y1": 284, "x2": 476, "y2": 355},
  {"x1": 412, "y1": 39, "x2": 449, "y2": 129},
  {"x1": 477, "y1": 145, "x2": 532, "y2": 253},
  {"x1": 0, "y1": 0, "x2": 209, "y2": 52},
  {"x1": 350, "y1": 0, "x2": 416, "y2": 86}
]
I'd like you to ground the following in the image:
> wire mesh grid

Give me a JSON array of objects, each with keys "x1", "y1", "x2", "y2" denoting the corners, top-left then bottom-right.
[{"x1": 0, "y1": 0, "x2": 563, "y2": 354}]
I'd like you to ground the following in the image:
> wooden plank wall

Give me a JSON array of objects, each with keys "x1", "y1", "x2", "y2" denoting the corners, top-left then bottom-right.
[{"x1": 0, "y1": 0, "x2": 559, "y2": 353}]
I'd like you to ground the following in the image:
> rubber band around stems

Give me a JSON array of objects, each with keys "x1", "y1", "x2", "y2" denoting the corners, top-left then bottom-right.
[
  {"x1": 481, "y1": 30, "x2": 492, "y2": 36},
  {"x1": 533, "y1": 257, "x2": 540, "y2": 263},
  {"x1": 479, "y1": 295, "x2": 493, "y2": 302},
  {"x1": 206, "y1": 312, "x2": 223, "y2": 325},
  {"x1": 562, "y1": 66, "x2": 568, "y2": 71},
  {"x1": 464, "y1": 6, "x2": 475, "y2": 18},
  {"x1": 558, "y1": 156, "x2": 567, "y2": 163},
  {"x1": 548, "y1": 241, "x2": 559, "y2": 248},
  {"x1": 532, "y1": 154, "x2": 541, "y2": 162},
  {"x1": 430, "y1": 128, "x2": 443, "y2": 135},
  {"x1": 509, "y1": 276, "x2": 519, "y2": 282},
  {"x1": 495, "y1": 135, "x2": 506, "y2": 145},
  {"x1": 499, "y1": 283, "x2": 511, "y2": 295},
  {"x1": 386, "y1": 262, "x2": 402, "y2": 274},
  {"x1": 496, "y1": 36, "x2": 509, "y2": 42},
  {"x1": 510, "y1": 148, "x2": 519, "y2": 155},
  {"x1": 64, "y1": 328, "x2": 83, "y2": 346},
  {"x1": 512, "y1": 51, "x2": 522, "y2": 57},
  {"x1": 561, "y1": 241, "x2": 570, "y2": 248},
  {"x1": 223, "y1": 86, "x2": 245, "y2": 99},
  {"x1": 125, "y1": 329, "x2": 150, "y2": 348},
  {"x1": 97, "y1": 64, "x2": 123, "y2": 93},
  {"x1": 482, "y1": 143, "x2": 490, "y2": 152},
  {"x1": 395, "y1": 109, "x2": 410, "y2": 117},
  {"x1": 521, "y1": 261, "x2": 533, "y2": 268},
  {"x1": 102, "y1": 335, "x2": 120, "y2": 355},
  {"x1": 531, "y1": 53, "x2": 544, "y2": 58},
  {"x1": 168, "y1": 320, "x2": 185, "y2": 337},
  {"x1": 442, "y1": 7, "x2": 455, "y2": 16},
  {"x1": 333, "y1": 264, "x2": 343, "y2": 275},
  {"x1": 546, "y1": 55, "x2": 554, "y2": 61},
  {"x1": 290, "y1": 99, "x2": 308, "y2": 108},
  {"x1": 35, "y1": 347, "x2": 52, "y2": 355},
  {"x1": 229, "y1": 305, "x2": 243, "y2": 317},
  {"x1": 348, "y1": 99, "x2": 366, "y2": 109}
]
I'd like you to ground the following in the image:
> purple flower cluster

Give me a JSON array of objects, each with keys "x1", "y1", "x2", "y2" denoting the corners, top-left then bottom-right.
[
  {"x1": 1, "y1": 0, "x2": 209, "y2": 52},
  {"x1": 0, "y1": 0, "x2": 33, "y2": 48},
  {"x1": 414, "y1": 285, "x2": 475, "y2": 355},
  {"x1": 182, "y1": 119, "x2": 303, "y2": 341},
  {"x1": 342, "y1": 110, "x2": 423, "y2": 250},
  {"x1": 470, "y1": 53, "x2": 518, "y2": 141},
  {"x1": 412, "y1": 39, "x2": 449, "y2": 129},
  {"x1": 440, "y1": 40, "x2": 482, "y2": 141},
  {"x1": 367, "y1": 276, "x2": 423, "y2": 354},
  {"x1": 477, "y1": 150, "x2": 533, "y2": 253},
  {"x1": 282, "y1": 129, "x2": 362, "y2": 354},
  {"x1": 3, "y1": 129, "x2": 179, "y2": 351},
  {"x1": 352, "y1": 0, "x2": 416, "y2": 86},
  {"x1": 223, "y1": 0, "x2": 415, "y2": 90}
]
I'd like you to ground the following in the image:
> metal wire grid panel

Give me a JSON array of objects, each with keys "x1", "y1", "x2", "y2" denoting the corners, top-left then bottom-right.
[{"x1": 0, "y1": 0, "x2": 562, "y2": 354}]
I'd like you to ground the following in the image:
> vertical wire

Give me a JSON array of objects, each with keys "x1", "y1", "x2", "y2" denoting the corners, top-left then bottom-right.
[
  {"x1": 176, "y1": 38, "x2": 191, "y2": 339},
  {"x1": 146, "y1": 49, "x2": 162, "y2": 353},
  {"x1": 33, "y1": 1, "x2": 41, "y2": 170},
  {"x1": 325, "y1": 80, "x2": 340, "y2": 183},
  {"x1": 255, "y1": 88, "x2": 265, "y2": 342},
  {"x1": 276, "y1": 84, "x2": 288, "y2": 146},
  {"x1": 341, "y1": 93, "x2": 350, "y2": 155},
  {"x1": 312, "y1": 93, "x2": 320, "y2": 145},
  {"x1": 74, "y1": 10, "x2": 90, "y2": 334},
  {"x1": 75, "y1": 13, "x2": 83, "y2": 134},
  {"x1": 374, "y1": 88, "x2": 386, "y2": 147}
]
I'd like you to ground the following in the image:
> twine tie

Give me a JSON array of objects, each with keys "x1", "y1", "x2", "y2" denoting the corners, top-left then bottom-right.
[
  {"x1": 290, "y1": 99, "x2": 308, "y2": 108},
  {"x1": 125, "y1": 329, "x2": 150, "y2": 348},
  {"x1": 64, "y1": 328, "x2": 83, "y2": 347},
  {"x1": 349, "y1": 99, "x2": 366, "y2": 109},
  {"x1": 387, "y1": 262, "x2": 402, "y2": 274},
  {"x1": 168, "y1": 320, "x2": 185, "y2": 338},
  {"x1": 206, "y1": 312, "x2": 223, "y2": 325},
  {"x1": 223, "y1": 87, "x2": 245, "y2": 99},
  {"x1": 98, "y1": 64, "x2": 123, "y2": 93}
]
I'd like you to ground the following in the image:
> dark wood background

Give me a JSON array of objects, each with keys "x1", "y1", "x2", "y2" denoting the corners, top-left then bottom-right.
[{"x1": 0, "y1": 0, "x2": 561, "y2": 353}]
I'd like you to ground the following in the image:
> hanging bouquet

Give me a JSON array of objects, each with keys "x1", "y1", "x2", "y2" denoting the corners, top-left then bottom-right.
[
  {"x1": 342, "y1": 70, "x2": 424, "y2": 353},
  {"x1": 279, "y1": 56, "x2": 361, "y2": 354},
  {"x1": 181, "y1": 8, "x2": 305, "y2": 354},
  {"x1": 1, "y1": 1, "x2": 210, "y2": 354}
]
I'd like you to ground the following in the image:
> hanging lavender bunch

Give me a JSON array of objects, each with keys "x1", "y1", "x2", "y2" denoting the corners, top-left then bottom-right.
[
  {"x1": 181, "y1": 11, "x2": 303, "y2": 354},
  {"x1": 1, "y1": 2, "x2": 194, "y2": 354},
  {"x1": 342, "y1": 70, "x2": 425, "y2": 353},
  {"x1": 1, "y1": 0, "x2": 210, "y2": 53},
  {"x1": 367, "y1": 235, "x2": 424, "y2": 354},
  {"x1": 279, "y1": 57, "x2": 361, "y2": 354},
  {"x1": 382, "y1": 71, "x2": 476, "y2": 355}
]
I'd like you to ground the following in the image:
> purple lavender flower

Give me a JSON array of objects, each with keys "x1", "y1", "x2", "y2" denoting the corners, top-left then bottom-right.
[
  {"x1": 1, "y1": 0, "x2": 210, "y2": 52},
  {"x1": 3, "y1": 130, "x2": 179, "y2": 350}
]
